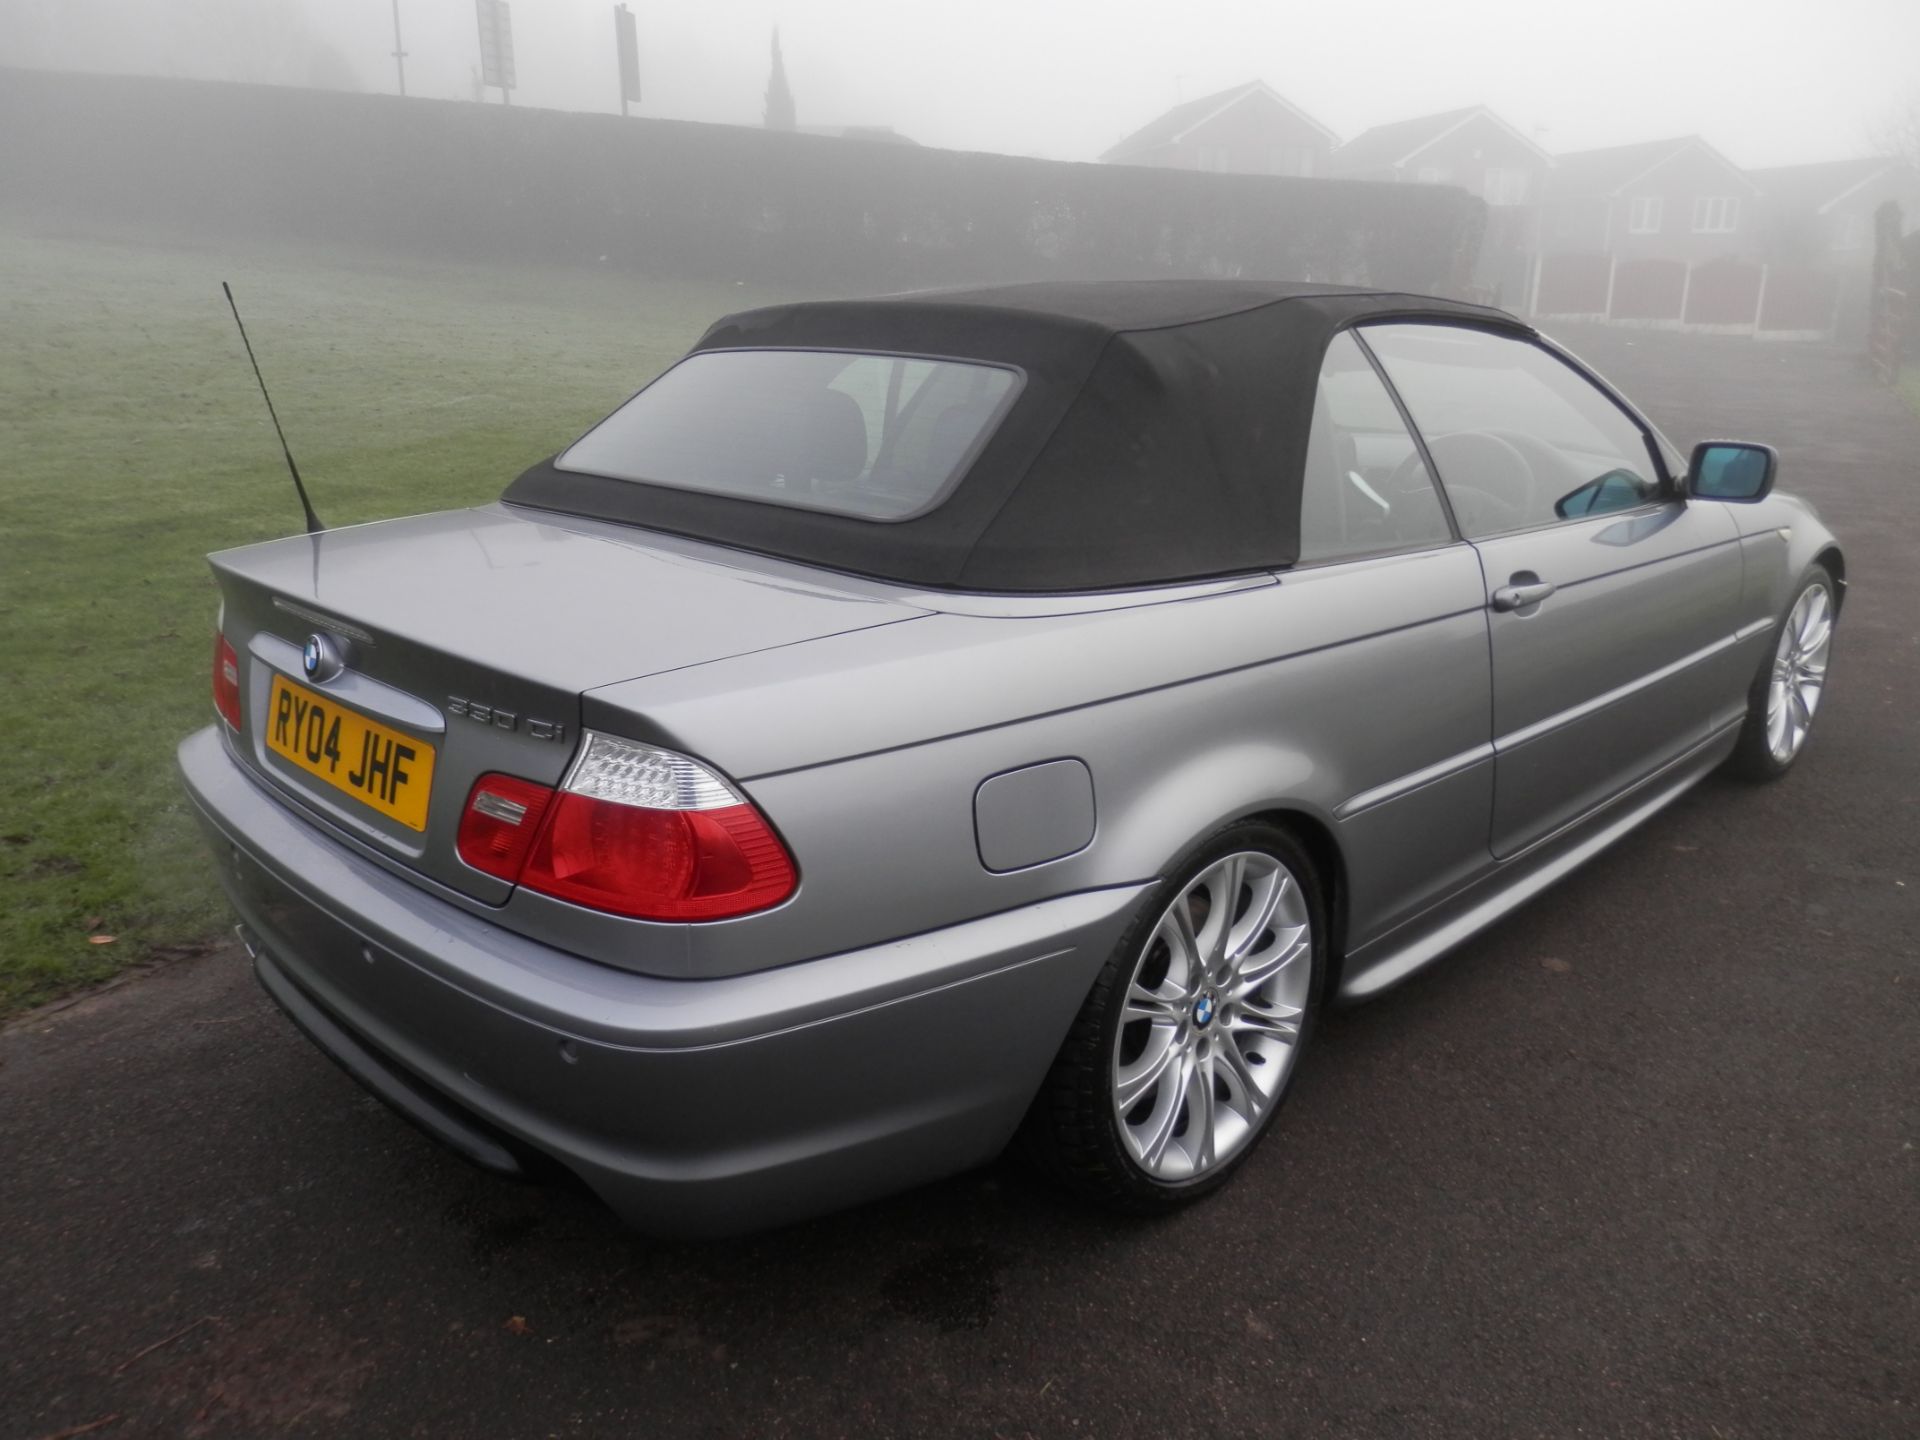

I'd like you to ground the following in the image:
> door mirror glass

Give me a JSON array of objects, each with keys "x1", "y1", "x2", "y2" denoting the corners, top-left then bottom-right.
[{"x1": 1688, "y1": 441, "x2": 1776, "y2": 502}]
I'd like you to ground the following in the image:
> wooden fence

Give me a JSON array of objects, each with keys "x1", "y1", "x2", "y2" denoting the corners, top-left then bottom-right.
[
  {"x1": 1531, "y1": 251, "x2": 1840, "y2": 339},
  {"x1": 1866, "y1": 201, "x2": 1910, "y2": 384}
]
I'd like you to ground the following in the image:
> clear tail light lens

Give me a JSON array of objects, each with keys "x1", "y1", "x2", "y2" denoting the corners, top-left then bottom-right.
[
  {"x1": 456, "y1": 733, "x2": 796, "y2": 922},
  {"x1": 213, "y1": 634, "x2": 243, "y2": 730}
]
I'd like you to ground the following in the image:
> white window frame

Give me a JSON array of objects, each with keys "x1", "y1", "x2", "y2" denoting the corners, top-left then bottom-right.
[
  {"x1": 1484, "y1": 168, "x2": 1529, "y2": 206},
  {"x1": 1627, "y1": 195, "x2": 1663, "y2": 234},
  {"x1": 1271, "y1": 145, "x2": 1312, "y2": 177},
  {"x1": 1692, "y1": 195, "x2": 1740, "y2": 234}
]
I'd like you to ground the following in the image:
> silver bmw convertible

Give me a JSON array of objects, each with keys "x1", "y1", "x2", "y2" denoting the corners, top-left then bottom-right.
[{"x1": 179, "y1": 280, "x2": 1843, "y2": 1234}]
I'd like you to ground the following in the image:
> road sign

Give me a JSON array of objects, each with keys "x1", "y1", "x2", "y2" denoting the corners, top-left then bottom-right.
[
  {"x1": 476, "y1": 0, "x2": 516, "y2": 95},
  {"x1": 615, "y1": 4, "x2": 641, "y2": 112}
]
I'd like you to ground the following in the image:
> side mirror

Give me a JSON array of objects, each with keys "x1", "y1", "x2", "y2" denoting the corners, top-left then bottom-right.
[{"x1": 1688, "y1": 441, "x2": 1777, "y2": 502}]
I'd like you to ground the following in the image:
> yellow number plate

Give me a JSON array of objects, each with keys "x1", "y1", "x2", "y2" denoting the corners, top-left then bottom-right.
[{"x1": 266, "y1": 674, "x2": 436, "y2": 831}]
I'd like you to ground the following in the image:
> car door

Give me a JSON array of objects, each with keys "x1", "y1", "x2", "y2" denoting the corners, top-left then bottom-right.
[
  {"x1": 1294, "y1": 330, "x2": 1496, "y2": 942},
  {"x1": 1359, "y1": 322, "x2": 1744, "y2": 859}
]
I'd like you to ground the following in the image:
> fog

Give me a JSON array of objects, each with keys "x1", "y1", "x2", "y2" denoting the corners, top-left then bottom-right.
[
  {"x1": 5, "y1": 7, "x2": 1919, "y2": 1427},
  {"x1": 4, "y1": 0, "x2": 1917, "y2": 327},
  {"x1": 4, "y1": 0, "x2": 1916, "y2": 166}
]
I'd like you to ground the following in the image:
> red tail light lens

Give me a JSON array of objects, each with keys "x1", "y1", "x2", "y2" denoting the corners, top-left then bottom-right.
[
  {"x1": 457, "y1": 774, "x2": 557, "y2": 883},
  {"x1": 213, "y1": 634, "x2": 242, "y2": 730},
  {"x1": 455, "y1": 734, "x2": 796, "y2": 921},
  {"x1": 521, "y1": 794, "x2": 796, "y2": 920}
]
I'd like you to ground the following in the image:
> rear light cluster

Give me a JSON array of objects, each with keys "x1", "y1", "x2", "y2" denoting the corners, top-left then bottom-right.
[
  {"x1": 213, "y1": 634, "x2": 243, "y2": 730},
  {"x1": 457, "y1": 732, "x2": 797, "y2": 922}
]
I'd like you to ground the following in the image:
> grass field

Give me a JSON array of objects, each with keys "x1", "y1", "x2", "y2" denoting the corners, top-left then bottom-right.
[{"x1": 0, "y1": 226, "x2": 797, "y2": 1017}]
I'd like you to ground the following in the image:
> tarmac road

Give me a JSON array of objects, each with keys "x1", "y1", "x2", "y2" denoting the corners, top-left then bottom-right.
[{"x1": 3, "y1": 324, "x2": 1915, "y2": 1440}]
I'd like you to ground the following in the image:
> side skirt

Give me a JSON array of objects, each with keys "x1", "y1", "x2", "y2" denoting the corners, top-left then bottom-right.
[{"x1": 1334, "y1": 717, "x2": 1743, "y2": 1002}]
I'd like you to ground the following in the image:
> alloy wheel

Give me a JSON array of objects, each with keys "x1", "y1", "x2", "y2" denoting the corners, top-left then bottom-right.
[
  {"x1": 1110, "y1": 850, "x2": 1313, "y2": 1182},
  {"x1": 1766, "y1": 582, "x2": 1832, "y2": 765}
]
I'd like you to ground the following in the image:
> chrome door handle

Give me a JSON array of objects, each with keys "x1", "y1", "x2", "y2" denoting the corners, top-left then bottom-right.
[{"x1": 1490, "y1": 580, "x2": 1556, "y2": 612}]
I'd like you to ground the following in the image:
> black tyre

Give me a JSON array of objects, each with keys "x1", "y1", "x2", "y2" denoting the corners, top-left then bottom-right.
[
  {"x1": 1726, "y1": 567, "x2": 1837, "y2": 782},
  {"x1": 1022, "y1": 821, "x2": 1326, "y2": 1213}
]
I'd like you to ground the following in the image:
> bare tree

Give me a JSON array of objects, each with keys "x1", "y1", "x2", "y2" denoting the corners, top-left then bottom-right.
[{"x1": 1871, "y1": 93, "x2": 1920, "y2": 169}]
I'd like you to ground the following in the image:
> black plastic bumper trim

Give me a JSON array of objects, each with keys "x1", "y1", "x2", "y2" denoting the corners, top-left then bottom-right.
[{"x1": 251, "y1": 941, "x2": 528, "y2": 1179}]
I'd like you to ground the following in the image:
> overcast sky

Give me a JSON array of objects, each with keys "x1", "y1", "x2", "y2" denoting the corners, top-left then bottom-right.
[{"x1": 13, "y1": 0, "x2": 1920, "y2": 167}]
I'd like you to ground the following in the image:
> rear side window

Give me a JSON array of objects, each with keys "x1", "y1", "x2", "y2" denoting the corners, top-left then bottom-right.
[
  {"x1": 1298, "y1": 331, "x2": 1454, "y2": 564},
  {"x1": 1361, "y1": 324, "x2": 1662, "y2": 538},
  {"x1": 557, "y1": 350, "x2": 1020, "y2": 521}
]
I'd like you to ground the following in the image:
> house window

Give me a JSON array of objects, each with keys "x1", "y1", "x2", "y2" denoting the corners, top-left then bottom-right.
[
  {"x1": 1484, "y1": 168, "x2": 1530, "y2": 206},
  {"x1": 1269, "y1": 146, "x2": 1313, "y2": 176},
  {"x1": 1835, "y1": 212, "x2": 1869, "y2": 251},
  {"x1": 1627, "y1": 196, "x2": 1663, "y2": 234},
  {"x1": 1195, "y1": 145, "x2": 1231, "y2": 173},
  {"x1": 1416, "y1": 165, "x2": 1450, "y2": 184},
  {"x1": 1692, "y1": 196, "x2": 1740, "y2": 233}
]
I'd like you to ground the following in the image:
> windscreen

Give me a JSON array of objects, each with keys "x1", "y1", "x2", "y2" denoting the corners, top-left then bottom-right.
[{"x1": 556, "y1": 349, "x2": 1021, "y2": 521}]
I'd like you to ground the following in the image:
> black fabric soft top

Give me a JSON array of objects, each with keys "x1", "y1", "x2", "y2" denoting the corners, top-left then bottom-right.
[{"x1": 503, "y1": 280, "x2": 1527, "y2": 592}]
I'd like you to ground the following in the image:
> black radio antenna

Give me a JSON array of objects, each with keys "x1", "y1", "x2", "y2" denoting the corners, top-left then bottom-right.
[{"x1": 222, "y1": 281, "x2": 324, "y2": 534}]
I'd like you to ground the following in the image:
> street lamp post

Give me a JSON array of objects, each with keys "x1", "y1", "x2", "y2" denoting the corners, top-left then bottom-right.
[{"x1": 390, "y1": 0, "x2": 408, "y2": 97}]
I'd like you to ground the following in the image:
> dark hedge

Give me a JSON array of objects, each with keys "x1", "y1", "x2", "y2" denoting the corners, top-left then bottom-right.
[{"x1": 1, "y1": 68, "x2": 1485, "y2": 294}]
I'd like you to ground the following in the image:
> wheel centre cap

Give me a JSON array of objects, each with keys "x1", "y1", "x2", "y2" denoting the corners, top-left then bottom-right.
[{"x1": 1193, "y1": 993, "x2": 1216, "y2": 1028}]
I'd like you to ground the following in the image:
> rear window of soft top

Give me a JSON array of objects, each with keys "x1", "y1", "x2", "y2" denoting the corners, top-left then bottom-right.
[{"x1": 556, "y1": 349, "x2": 1022, "y2": 521}]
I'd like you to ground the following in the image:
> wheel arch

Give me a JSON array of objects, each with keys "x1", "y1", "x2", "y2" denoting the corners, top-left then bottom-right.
[
  {"x1": 1812, "y1": 544, "x2": 1846, "y2": 612},
  {"x1": 1238, "y1": 806, "x2": 1351, "y2": 993}
]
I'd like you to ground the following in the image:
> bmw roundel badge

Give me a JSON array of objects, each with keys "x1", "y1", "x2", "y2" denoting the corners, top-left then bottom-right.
[{"x1": 303, "y1": 632, "x2": 343, "y2": 683}]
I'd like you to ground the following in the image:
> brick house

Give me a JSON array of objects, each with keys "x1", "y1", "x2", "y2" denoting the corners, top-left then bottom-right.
[
  {"x1": 1542, "y1": 136, "x2": 1762, "y2": 265},
  {"x1": 1533, "y1": 137, "x2": 1777, "y2": 329},
  {"x1": 1333, "y1": 105, "x2": 1549, "y2": 206},
  {"x1": 1751, "y1": 157, "x2": 1920, "y2": 264},
  {"x1": 1099, "y1": 80, "x2": 1339, "y2": 178},
  {"x1": 1332, "y1": 106, "x2": 1551, "y2": 306},
  {"x1": 1750, "y1": 158, "x2": 1920, "y2": 341}
]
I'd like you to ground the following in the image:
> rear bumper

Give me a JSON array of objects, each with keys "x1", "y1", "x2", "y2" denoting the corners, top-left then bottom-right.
[{"x1": 178, "y1": 726, "x2": 1143, "y2": 1235}]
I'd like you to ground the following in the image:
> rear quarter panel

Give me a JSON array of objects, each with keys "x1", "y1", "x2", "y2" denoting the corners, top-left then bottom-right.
[{"x1": 552, "y1": 544, "x2": 1495, "y2": 978}]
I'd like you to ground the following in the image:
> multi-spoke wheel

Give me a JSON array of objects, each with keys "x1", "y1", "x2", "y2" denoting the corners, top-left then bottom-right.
[
  {"x1": 1022, "y1": 823, "x2": 1324, "y2": 1211},
  {"x1": 1730, "y1": 568, "x2": 1837, "y2": 781}
]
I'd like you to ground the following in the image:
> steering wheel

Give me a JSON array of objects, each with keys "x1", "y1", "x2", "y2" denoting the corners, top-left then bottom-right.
[
  {"x1": 1388, "y1": 431, "x2": 1537, "y2": 536},
  {"x1": 1485, "y1": 429, "x2": 1584, "y2": 496}
]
